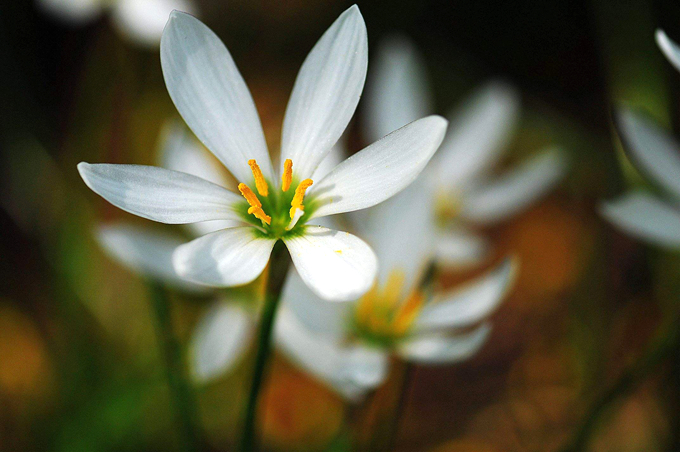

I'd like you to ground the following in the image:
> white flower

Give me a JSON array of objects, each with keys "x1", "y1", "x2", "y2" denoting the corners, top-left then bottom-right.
[
  {"x1": 78, "y1": 6, "x2": 448, "y2": 302},
  {"x1": 37, "y1": 0, "x2": 196, "y2": 47},
  {"x1": 656, "y1": 29, "x2": 680, "y2": 73},
  {"x1": 274, "y1": 180, "x2": 517, "y2": 400},
  {"x1": 362, "y1": 36, "x2": 568, "y2": 267},
  {"x1": 601, "y1": 31, "x2": 680, "y2": 248},
  {"x1": 96, "y1": 123, "x2": 252, "y2": 383},
  {"x1": 601, "y1": 108, "x2": 680, "y2": 249}
]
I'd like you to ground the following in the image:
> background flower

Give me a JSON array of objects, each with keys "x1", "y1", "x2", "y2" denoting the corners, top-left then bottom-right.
[
  {"x1": 37, "y1": 0, "x2": 197, "y2": 47},
  {"x1": 275, "y1": 179, "x2": 516, "y2": 400},
  {"x1": 362, "y1": 36, "x2": 568, "y2": 267}
]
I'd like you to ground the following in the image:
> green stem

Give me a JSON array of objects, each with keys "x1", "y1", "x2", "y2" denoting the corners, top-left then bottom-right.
[
  {"x1": 148, "y1": 282, "x2": 200, "y2": 452},
  {"x1": 358, "y1": 358, "x2": 413, "y2": 452},
  {"x1": 559, "y1": 316, "x2": 680, "y2": 452},
  {"x1": 381, "y1": 361, "x2": 413, "y2": 452},
  {"x1": 240, "y1": 241, "x2": 291, "y2": 451}
]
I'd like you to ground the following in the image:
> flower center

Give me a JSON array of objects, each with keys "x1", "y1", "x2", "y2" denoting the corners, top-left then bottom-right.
[
  {"x1": 353, "y1": 269, "x2": 424, "y2": 345},
  {"x1": 237, "y1": 159, "x2": 314, "y2": 237}
]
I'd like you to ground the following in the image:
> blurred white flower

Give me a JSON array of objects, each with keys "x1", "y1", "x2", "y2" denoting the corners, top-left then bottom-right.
[
  {"x1": 96, "y1": 123, "x2": 251, "y2": 384},
  {"x1": 275, "y1": 180, "x2": 517, "y2": 401},
  {"x1": 601, "y1": 109, "x2": 680, "y2": 249},
  {"x1": 656, "y1": 29, "x2": 680, "y2": 73},
  {"x1": 601, "y1": 32, "x2": 680, "y2": 247},
  {"x1": 78, "y1": 6, "x2": 448, "y2": 302},
  {"x1": 362, "y1": 36, "x2": 568, "y2": 268},
  {"x1": 37, "y1": 0, "x2": 196, "y2": 47}
]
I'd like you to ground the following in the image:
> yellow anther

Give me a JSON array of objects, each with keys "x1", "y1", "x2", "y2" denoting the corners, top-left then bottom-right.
[
  {"x1": 239, "y1": 183, "x2": 271, "y2": 225},
  {"x1": 392, "y1": 291, "x2": 425, "y2": 336},
  {"x1": 248, "y1": 206, "x2": 271, "y2": 225},
  {"x1": 381, "y1": 270, "x2": 405, "y2": 309},
  {"x1": 281, "y1": 159, "x2": 293, "y2": 192},
  {"x1": 248, "y1": 159, "x2": 269, "y2": 196},
  {"x1": 289, "y1": 179, "x2": 313, "y2": 219},
  {"x1": 238, "y1": 183, "x2": 261, "y2": 208},
  {"x1": 356, "y1": 285, "x2": 378, "y2": 328}
]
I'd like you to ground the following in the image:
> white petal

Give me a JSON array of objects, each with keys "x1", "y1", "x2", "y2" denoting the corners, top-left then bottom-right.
[
  {"x1": 339, "y1": 347, "x2": 389, "y2": 389},
  {"x1": 185, "y1": 220, "x2": 241, "y2": 237},
  {"x1": 280, "y1": 270, "x2": 350, "y2": 341},
  {"x1": 275, "y1": 307, "x2": 387, "y2": 401},
  {"x1": 601, "y1": 192, "x2": 680, "y2": 248},
  {"x1": 309, "y1": 116, "x2": 448, "y2": 219},
  {"x1": 311, "y1": 138, "x2": 346, "y2": 181},
  {"x1": 364, "y1": 35, "x2": 432, "y2": 143},
  {"x1": 190, "y1": 302, "x2": 252, "y2": 383},
  {"x1": 161, "y1": 11, "x2": 273, "y2": 183},
  {"x1": 173, "y1": 227, "x2": 275, "y2": 287},
  {"x1": 359, "y1": 179, "x2": 435, "y2": 295},
  {"x1": 283, "y1": 227, "x2": 377, "y2": 302},
  {"x1": 433, "y1": 81, "x2": 519, "y2": 187},
  {"x1": 460, "y1": 148, "x2": 567, "y2": 224},
  {"x1": 37, "y1": 0, "x2": 102, "y2": 24},
  {"x1": 156, "y1": 123, "x2": 241, "y2": 236},
  {"x1": 415, "y1": 258, "x2": 516, "y2": 333},
  {"x1": 96, "y1": 223, "x2": 208, "y2": 293},
  {"x1": 280, "y1": 5, "x2": 368, "y2": 180},
  {"x1": 434, "y1": 229, "x2": 488, "y2": 268},
  {"x1": 78, "y1": 163, "x2": 243, "y2": 224},
  {"x1": 616, "y1": 108, "x2": 680, "y2": 199},
  {"x1": 158, "y1": 121, "x2": 228, "y2": 188},
  {"x1": 656, "y1": 29, "x2": 680, "y2": 73},
  {"x1": 112, "y1": 0, "x2": 197, "y2": 47},
  {"x1": 398, "y1": 323, "x2": 491, "y2": 364}
]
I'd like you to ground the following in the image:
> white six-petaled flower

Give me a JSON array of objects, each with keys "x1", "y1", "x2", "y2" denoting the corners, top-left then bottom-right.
[
  {"x1": 362, "y1": 36, "x2": 567, "y2": 267},
  {"x1": 602, "y1": 31, "x2": 680, "y2": 249},
  {"x1": 274, "y1": 179, "x2": 517, "y2": 400},
  {"x1": 78, "y1": 6, "x2": 448, "y2": 302},
  {"x1": 99, "y1": 123, "x2": 350, "y2": 384},
  {"x1": 38, "y1": 0, "x2": 196, "y2": 47}
]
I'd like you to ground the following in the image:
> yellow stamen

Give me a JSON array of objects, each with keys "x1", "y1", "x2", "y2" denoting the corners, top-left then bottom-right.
[
  {"x1": 392, "y1": 291, "x2": 425, "y2": 336},
  {"x1": 289, "y1": 179, "x2": 313, "y2": 219},
  {"x1": 239, "y1": 183, "x2": 271, "y2": 225},
  {"x1": 248, "y1": 159, "x2": 269, "y2": 196},
  {"x1": 281, "y1": 159, "x2": 293, "y2": 192},
  {"x1": 381, "y1": 270, "x2": 405, "y2": 310},
  {"x1": 248, "y1": 206, "x2": 271, "y2": 225},
  {"x1": 356, "y1": 285, "x2": 378, "y2": 329}
]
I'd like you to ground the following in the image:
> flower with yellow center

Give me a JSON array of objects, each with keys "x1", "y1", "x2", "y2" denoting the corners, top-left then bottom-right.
[
  {"x1": 275, "y1": 180, "x2": 517, "y2": 400},
  {"x1": 78, "y1": 6, "x2": 448, "y2": 301}
]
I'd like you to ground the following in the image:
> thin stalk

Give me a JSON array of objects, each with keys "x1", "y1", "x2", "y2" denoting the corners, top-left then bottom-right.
[
  {"x1": 382, "y1": 361, "x2": 414, "y2": 452},
  {"x1": 358, "y1": 358, "x2": 413, "y2": 452},
  {"x1": 240, "y1": 241, "x2": 291, "y2": 451},
  {"x1": 148, "y1": 282, "x2": 200, "y2": 452},
  {"x1": 559, "y1": 316, "x2": 680, "y2": 452}
]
